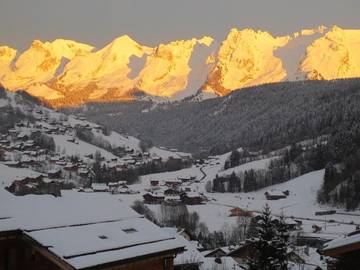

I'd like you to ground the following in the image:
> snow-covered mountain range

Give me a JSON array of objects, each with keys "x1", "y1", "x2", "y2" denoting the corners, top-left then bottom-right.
[{"x1": 1, "y1": 25, "x2": 360, "y2": 107}]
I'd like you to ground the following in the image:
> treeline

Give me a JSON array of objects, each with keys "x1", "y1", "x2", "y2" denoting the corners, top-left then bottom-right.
[
  {"x1": 75, "y1": 125, "x2": 125, "y2": 157},
  {"x1": 210, "y1": 142, "x2": 331, "y2": 193},
  {"x1": 91, "y1": 151, "x2": 192, "y2": 184},
  {"x1": 30, "y1": 133, "x2": 56, "y2": 152},
  {"x1": 91, "y1": 151, "x2": 139, "y2": 185},
  {"x1": 224, "y1": 149, "x2": 257, "y2": 170},
  {"x1": 317, "y1": 118, "x2": 360, "y2": 210},
  {"x1": 0, "y1": 105, "x2": 26, "y2": 133}
]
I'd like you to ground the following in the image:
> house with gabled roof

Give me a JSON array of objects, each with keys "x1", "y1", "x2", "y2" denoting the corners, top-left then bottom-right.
[
  {"x1": 0, "y1": 188, "x2": 184, "y2": 270},
  {"x1": 322, "y1": 230, "x2": 360, "y2": 268}
]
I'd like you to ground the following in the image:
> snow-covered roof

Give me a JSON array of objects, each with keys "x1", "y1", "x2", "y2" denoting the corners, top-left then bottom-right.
[
  {"x1": 265, "y1": 189, "x2": 286, "y2": 196},
  {"x1": 28, "y1": 218, "x2": 183, "y2": 269},
  {"x1": 0, "y1": 188, "x2": 184, "y2": 268},
  {"x1": 91, "y1": 183, "x2": 108, "y2": 191},
  {"x1": 201, "y1": 257, "x2": 244, "y2": 270},
  {"x1": 323, "y1": 232, "x2": 360, "y2": 251}
]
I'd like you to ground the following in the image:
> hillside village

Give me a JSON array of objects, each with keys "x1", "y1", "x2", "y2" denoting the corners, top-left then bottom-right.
[{"x1": 0, "y1": 89, "x2": 360, "y2": 270}]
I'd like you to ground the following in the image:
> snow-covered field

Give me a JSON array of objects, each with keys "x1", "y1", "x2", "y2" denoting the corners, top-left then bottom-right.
[{"x1": 51, "y1": 134, "x2": 118, "y2": 159}]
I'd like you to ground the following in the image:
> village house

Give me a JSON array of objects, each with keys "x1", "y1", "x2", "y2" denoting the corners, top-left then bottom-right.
[
  {"x1": 16, "y1": 132, "x2": 29, "y2": 141},
  {"x1": 63, "y1": 163, "x2": 78, "y2": 171},
  {"x1": 78, "y1": 168, "x2": 89, "y2": 177},
  {"x1": 164, "y1": 188, "x2": 180, "y2": 196},
  {"x1": 202, "y1": 248, "x2": 228, "y2": 258},
  {"x1": 150, "y1": 180, "x2": 160, "y2": 187},
  {"x1": 264, "y1": 190, "x2": 288, "y2": 200},
  {"x1": 164, "y1": 196, "x2": 182, "y2": 204},
  {"x1": 3, "y1": 161, "x2": 22, "y2": 168},
  {"x1": 165, "y1": 180, "x2": 182, "y2": 189},
  {"x1": 177, "y1": 176, "x2": 195, "y2": 183},
  {"x1": 47, "y1": 168, "x2": 62, "y2": 179},
  {"x1": 322, "y1": 230, "x2": 360, "y2": 268},
  {"x1": 91, "y1": 183, "x2": 108, "y2": 192},
  {"x1": 143, "y1": 193, "x2": 165, "y2": 204},
  {"x1": 0, "y1": 188, "x2": 184, "y2": 270},
  {"x1": 180, "y1": 193, "x2": 204, "y2": 205},
  {"x1": 6, "y1": 175, "x2": 61, "y2": 197},
  {"x1": 229, "y1": 207, "x2": 253, "y2": 217}
]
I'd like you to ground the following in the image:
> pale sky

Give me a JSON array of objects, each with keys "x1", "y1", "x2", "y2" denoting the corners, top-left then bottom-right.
[{"x1": 1, "y1": 0, "x2": 359, "y2": 51}]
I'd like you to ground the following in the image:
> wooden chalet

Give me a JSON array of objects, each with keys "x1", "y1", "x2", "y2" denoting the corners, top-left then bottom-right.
[
  {"x1": 264, "y1": 190, "x2": 288, "y2": 200},
  {"x1": 47, "y1": 168, "x2": 62, "y2": 179},
  {"x1": 229, "y1": 207, "x2": 253, "y2": 217},
  {"x1": 323, "y1": 230, "x2": 360, "y2": 268},
  {"x1": 202, "y1": 248, "x2": 227, "y2": 258},
  {"x1": 180, "y1": 193, "x2": 204, "y2": 205},
  {"x1": 164, "y1": 188, "x2": 179, "y2": 196},
  {"x1": 0, "y1": 189, "x2": 184, "y2": 270},
  {"x1": 91, "y1": 183, "x2": 108, "y2": 192},
  {"x1": 165, "y1": 180, "x2": 182, "y2": 188},
  {"x1": 6, "y1": 176, "x2": 61, "y2": 197},
  {"x1": 3, "y1": 161, "x2": 22, "y2": 168},
  {"x1": 150, "y1": 180, "x2": 160, "y2": 187},
  {"x1": 143, "y1": 193, "x2": 165, "y2": 204}
]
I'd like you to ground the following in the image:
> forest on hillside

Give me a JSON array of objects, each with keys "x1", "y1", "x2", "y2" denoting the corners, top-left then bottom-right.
[{"x1": 83, "y1": 79, "x2": 360, "y2": 156}]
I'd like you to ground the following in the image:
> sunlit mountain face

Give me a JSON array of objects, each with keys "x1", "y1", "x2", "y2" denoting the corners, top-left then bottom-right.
[{"x1": 1, "y1": 25, "x2": 360, "y2": 107}]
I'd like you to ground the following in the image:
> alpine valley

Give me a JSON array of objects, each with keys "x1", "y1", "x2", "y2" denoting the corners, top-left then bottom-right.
[{"x1": 2, "y1": 20, "x2": 360, "y2": 270}]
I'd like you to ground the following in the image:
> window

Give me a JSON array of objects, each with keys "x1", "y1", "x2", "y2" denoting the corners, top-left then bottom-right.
[
  {"x1": 163, "y1": 257, "x2": 172, "y2": 270},
  {"x1": 122, "y1": 228, "x2": 137, "y2": 234}
]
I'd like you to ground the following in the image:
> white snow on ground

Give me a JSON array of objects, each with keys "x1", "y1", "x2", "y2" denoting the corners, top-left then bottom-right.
[
  {"x1": 51, "y1": 134, "x2": 118, "y2": 159},
  {"x1": 92, "y1": 129, "x2": 190, "y2": 160},
  {"x1": 188, "y1": 204, "x2": 239, "y2": 231},
  {"x1": 80, "y1": 155, "x2": 359, "y2": 235},
  {"x1": 93, "y1": 130, "x2": 141, "y2": 151},
  {"x1": 202, "y1": 169, "x2": 360, "y2": 236}
]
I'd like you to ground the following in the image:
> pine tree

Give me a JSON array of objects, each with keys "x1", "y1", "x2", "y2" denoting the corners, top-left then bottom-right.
[
  {"x1": 318, "y1": 162, "x2": 338, "y2": 203},
  {"x1": 273, "y1": 215, "x2": 290, "y2": 270},
  {"x1": 248, "y1": 205, "x2": 289, "y2": 270},
  {"x1": 229, "y1": 150, "x2": 241, "y2": 168},
  {"x1": 229, "y1": 171, "x2": 240, "y2": 192}
]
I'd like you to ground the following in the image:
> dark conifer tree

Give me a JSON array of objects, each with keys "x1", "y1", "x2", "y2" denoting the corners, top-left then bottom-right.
[{"x1": 248, "y1": 205, "x2": 289, "y2": 270}]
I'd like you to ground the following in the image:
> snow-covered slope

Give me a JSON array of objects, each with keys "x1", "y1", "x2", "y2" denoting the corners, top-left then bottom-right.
[
  {"x1": 54, "y1": 35, "x2": 152, "y2": 100},
  {"x1": 0, "y1": 46, "x2": 17, "y2": 81},
  {"x1": 301, "y1": 26, "x2": 360, "y2": 80},
  {"x1": 1, "y1": 39, "x2": 93, "y2": 99},
  {"x1": 135, "y1": 37, "x2": 213, "y2": 97},
  {"x1": 202, "y1": 28, "x2": 291, "y2": 96}
]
